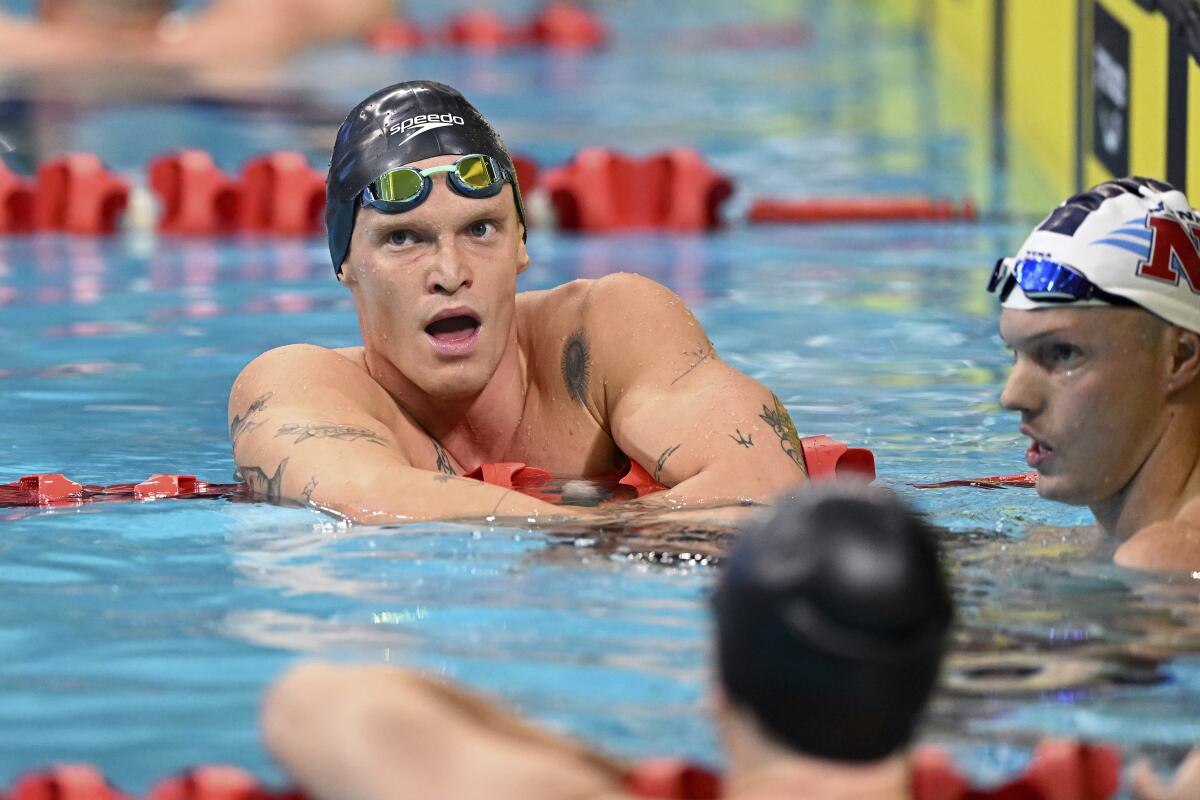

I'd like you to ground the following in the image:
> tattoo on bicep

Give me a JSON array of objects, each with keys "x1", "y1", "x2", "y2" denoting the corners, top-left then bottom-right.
[
  {"x1": 730, "y1": 429, "x2": 754, "y2": 447},
  {"x1": 432, "y1": 440, "x2": 457, "y2": 476},
  {"x1": 239, "y1": 457, "x2": 289, "y2": 503},
  {"x1": 562, "y1": 329, "x2": 591, "y2": 405},
  {"x1": 433, "y1": 474, "x2": 453, "y2": 483},
  {"x1": 670, "y1": 341, "x2": 715, "y2": 386},
  {"x1": 230, "y1": 392, "x2": 273, "y2": 447},
  {"x1": 758, "y1": 394, "x2": 807, "y2": 476},
  {"x1": 653, "y1": 443, "x2": 681, "y2": 482},
  {"x1": 276, "y1": 423, "x2": 387, "y2": 446},
  {"x1": 301, "y1": 477, "x2": 317, "y2": 504}
]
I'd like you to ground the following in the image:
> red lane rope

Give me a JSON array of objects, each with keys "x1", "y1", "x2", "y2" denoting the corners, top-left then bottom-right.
[
  {"x1": 911, "y1": 471, "x2": 1037, "y2": 489},
  {"x1": 0, "y1": 474, "x2": 248, "y2": 509}
]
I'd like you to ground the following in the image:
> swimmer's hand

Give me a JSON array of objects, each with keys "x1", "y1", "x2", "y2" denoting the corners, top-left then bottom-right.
[{"x1": 1132, "y1": 748, "x2": 1200, "y2": 800}]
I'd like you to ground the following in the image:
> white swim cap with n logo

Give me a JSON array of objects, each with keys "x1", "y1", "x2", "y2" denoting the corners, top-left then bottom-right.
[{"x1": 1001, "y1": 177, "x2": 1200, "y2": 334}]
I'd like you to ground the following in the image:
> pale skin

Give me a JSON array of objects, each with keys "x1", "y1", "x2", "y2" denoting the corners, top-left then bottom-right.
[
  {"x1": 998, "y1": 305, "x2": 1200, "y2": 571},
  {"x1": 228, "y1": 155, "x2": 808, "y2": 523},
  {"x1": 261, "y1": 663, "x2": 914, "y2": 800},
  {"x1": 0, "y1": 0, "x2": 391, "y2": 69},
  {"x1": 260, "y1": 663, "x2": 1200, "y2": 800}
]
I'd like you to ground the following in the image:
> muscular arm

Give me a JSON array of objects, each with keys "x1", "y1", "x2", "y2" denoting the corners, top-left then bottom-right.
[
  {"x1": 584, "y1": 273, "x2": 809, "y2": 506},
  {"x1": 161, "y1": 0, "x2": 392, "y2": 64},
  {"x1": 262, "y1": 663, "x2": 628, "y2": 800},
  {"x1": 229, "y1": 344, "x2": 583, "y2": 523}
]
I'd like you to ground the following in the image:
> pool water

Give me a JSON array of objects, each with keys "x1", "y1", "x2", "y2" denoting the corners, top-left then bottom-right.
[{"x1": 0, "y1": 0, "x2": 1197, "y2": 794}]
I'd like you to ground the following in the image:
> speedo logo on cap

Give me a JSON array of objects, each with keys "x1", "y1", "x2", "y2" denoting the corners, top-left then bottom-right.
[{"x1": 388, "y1": 113, "x2": 465, "y2": 146}]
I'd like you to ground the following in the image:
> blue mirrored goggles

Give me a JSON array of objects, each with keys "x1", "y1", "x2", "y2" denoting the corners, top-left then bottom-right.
[
  {"x1": 987, "y1": 257, "x2": 1134, "y2": 306},
  {"x1": 359, "y1": 154, "x2": 510, "y2": 214}
]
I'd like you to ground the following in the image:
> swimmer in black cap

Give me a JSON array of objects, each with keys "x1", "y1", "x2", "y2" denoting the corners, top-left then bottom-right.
[
  {"x1": 260, "y1": 486, "x2": 956, "y2": 800},
  {"x1": 229, "y1": 80, "x2": 814, "y2": 522}
]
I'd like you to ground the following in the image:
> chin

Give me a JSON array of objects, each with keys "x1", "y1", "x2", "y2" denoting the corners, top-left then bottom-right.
[
  {"x1": 421, "y1": 367, "x2": 493, "y2": 400},
  {"x1": 1035, "y1": 473, "x2": 1094, "y2": 507}
]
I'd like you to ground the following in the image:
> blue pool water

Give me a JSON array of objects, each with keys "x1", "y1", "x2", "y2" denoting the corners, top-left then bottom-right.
[{"x1": 1, "y1": 0, "x2": 1197, "y2": 794}]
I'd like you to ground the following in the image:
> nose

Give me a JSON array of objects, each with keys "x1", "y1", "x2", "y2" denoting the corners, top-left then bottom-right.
[
  {"x1": 999, "y1": 356, "x2": 1041, "y2": 416},
  {"x1": 426, "y1": 237, "x2": 473, "y2": 295}
]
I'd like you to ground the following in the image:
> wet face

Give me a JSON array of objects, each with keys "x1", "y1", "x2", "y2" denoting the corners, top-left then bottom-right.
[
  {"x1": 339, "y1": 155, "x2": 529, "y2": 401},
  {"x1": 998, "y1": 306, "x2": 1173, "y2": 507}
]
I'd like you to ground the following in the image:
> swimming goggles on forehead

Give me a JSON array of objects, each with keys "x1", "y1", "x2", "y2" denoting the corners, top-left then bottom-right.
[
  {"x1": 987, "y1": 256, "x2": 1135, "y2": 306},
  {"x1": 360, "y1": 153, "x2": 510, "y2": 213}
]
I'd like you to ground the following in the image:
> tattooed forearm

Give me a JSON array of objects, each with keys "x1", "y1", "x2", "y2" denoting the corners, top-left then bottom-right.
[
  {"x1": 758, "y1": 395, "x2": 807, "y2": 475},
  {"x1": 562, "y1": 329, "x2": 591, "y2": 405},
  {"x1": 230, "y1": 392, "x2": 273, "y2": 447},
  {"x1": 301, "y1": 477, "x2": 317, "y2": 504},
  {"x1": 730, "y1": 429, "x2": 754, "y2": 447},
  {"x1": 239, "y1": 457, "x2": 289, "y2": 503},
  {"x1": 276, "y1": 423, "x2": 387, "y2": 446},
  {"x1": 670, "y1": 342, "x2": 715, "y2": 386},
  {"x1": 432, "y1": 440, "x2": 457, "y2": 476},
  {"x1": 653, "y1": 443, "x2": 681, "y2": 482}
]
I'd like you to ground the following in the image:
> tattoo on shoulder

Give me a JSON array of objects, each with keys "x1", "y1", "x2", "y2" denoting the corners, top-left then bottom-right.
[
  {"x1": 276, "y1": 423, "x2": 387, "y2": 446},
  {"x1": 670, "y1": 341, "x2": 715, "y2": 386},
  {"x1": 730, "y1": 429, "x2": 754, "y2": 448},
  {"x1": 562, "y1": 329, "x2": 591, "y2": 405},
  {"x1": 433, "y1": 474, "x2": 454, "y2": 483},
  {"x1": 758, "y1": 394, "x2": 807, "y2": 476},
  {"x1": 653, "y1": 443, "x2": 681, "y2": 483},
  {"x1": 230, "y1": 392, "x2": 273, "y2": 447},
  {"x1": 301, "y1": 476, "x2": 317, "y2": 504},
  {"x1": 239, "y1": 457, "x2": 289, "y2": 503},
  {"x1": 432, "y1": 440, "x2": 457, "y2": 476}
]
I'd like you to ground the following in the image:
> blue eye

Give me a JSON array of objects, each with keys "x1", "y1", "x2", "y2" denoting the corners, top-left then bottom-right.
[
  {"x1": 468, "y1": 220, "x2": 495, "y2": 238},
  {"x1": 387, "y1": 229, "x2": 413, "y2": 246}
]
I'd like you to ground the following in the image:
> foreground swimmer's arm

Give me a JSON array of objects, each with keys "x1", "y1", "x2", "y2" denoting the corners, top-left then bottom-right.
[
  {"x1": 263, "y1": 663, "x2": 628, "y2": 800},
  {"x1": 229, "y1": 344, "x2": 588, "y2": 523},
  {"x1": 587, "y1": 273, "x2": 809, "y2": 506},
  {"x1": 1133, "y1": 748, "x2": 1200, "y2": 800}
]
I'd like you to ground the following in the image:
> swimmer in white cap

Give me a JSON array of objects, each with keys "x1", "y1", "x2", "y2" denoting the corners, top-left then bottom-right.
[{"x1": 991, "y1": 177, "x2": 1200, "y2": 571}]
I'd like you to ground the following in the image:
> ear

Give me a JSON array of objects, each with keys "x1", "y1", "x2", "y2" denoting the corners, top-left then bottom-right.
[
  {"x1": 515, "y1": 232, "x2": 531, "y2": 275},
  {"x1": 1166, "y1": 328, "x2": 1200, "y2": 395}
]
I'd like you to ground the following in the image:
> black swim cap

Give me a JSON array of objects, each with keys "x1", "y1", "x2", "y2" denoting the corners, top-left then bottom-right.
[
  {"x1": 713, "y1": 486, "x2": 952, "y2": 763},
  {"x1": 325, "y1": 80, "x2": 526, "y2": 274}
]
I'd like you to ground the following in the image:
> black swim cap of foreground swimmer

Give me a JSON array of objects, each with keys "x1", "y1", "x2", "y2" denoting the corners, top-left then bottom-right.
[
  {"x1": 713, "y1": 486, "x2": 953, "y2": 762},
  {"x1": 326, "y1": 80, "x2": 527, "y2": 274}
]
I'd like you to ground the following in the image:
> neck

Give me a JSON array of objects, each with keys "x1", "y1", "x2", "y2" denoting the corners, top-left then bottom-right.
[
  {"x1": 367, "y1": 322, "x2": 530, "y2": 470},
  {"x1": 1091, "y1": 405, "x2": 1200, "y2": 539},
  {"x1": 721, "y1": 708, "x2": 910, "y2": 800}
]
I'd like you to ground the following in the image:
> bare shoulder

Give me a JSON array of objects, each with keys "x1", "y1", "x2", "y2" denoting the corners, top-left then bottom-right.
[
  {"x1": 584, "y1": 272, "x2": 681, "y2": 316},
  {"x1": 1114, "y1": 516, "x2": 1200, "y2": 572},
  {"x1": 229, "y1": 343, "x2": 391, "y2": 420}
]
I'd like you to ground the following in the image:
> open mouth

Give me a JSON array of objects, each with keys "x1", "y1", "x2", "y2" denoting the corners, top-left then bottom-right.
[
  {"x1": 1026, "y1": 438, "x2": 1054, "y2": 468},
  {"x1": 425, "y1": 315, "x2": 480, "y2": 342}
]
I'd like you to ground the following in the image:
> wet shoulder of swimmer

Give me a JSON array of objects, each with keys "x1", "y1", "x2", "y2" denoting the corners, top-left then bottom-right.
[
  {"x1": 228, "y1": 81, "x2": 812, "y2": 524},
  {"x1": 992, "y1": 177, "x2": 1200, "y2": 572}
]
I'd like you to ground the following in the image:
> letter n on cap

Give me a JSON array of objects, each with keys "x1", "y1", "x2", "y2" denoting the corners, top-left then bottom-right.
[{"x1": 1138, "y1": 216, "x2": 1200, "y2": 292}]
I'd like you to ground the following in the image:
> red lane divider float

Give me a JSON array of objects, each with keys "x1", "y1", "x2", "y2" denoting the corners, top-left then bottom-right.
[
  {"x1": 542, "y1": 148, "x2": 733, "y2": 232},
  {"x1": 0, "y1": 161, "x2": 35, "y2": 233},
  {"x1": 0, "y1": 473, "x2": 248, "y2": 508},
  {"x1": 748, "y1": 196, "x2": 976, "y2": 224},
  {"x1": 149, "y1": 150, "x2": 326, "y2": 236},
  {"x1": 149, "y1": 150, "x2": 241, "y2": 235},
  {"x1": 368, "y1": 2, "x2": 606, "y2": 52},
  {"x1": 911, "y1": 471, "x2": 1038, "y2": 489}
]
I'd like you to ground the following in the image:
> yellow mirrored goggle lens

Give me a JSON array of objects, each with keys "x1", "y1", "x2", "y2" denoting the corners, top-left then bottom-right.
[
  {"x1": 372, "y1": 169, "x2": 424, "y2": 203},
  {"x1": 454, "y1": 155, "x2": 498, "y2": 189}
]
